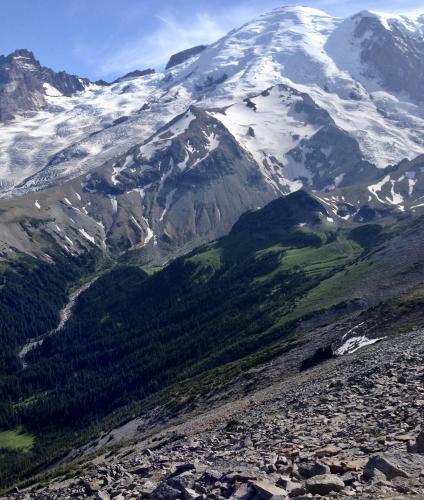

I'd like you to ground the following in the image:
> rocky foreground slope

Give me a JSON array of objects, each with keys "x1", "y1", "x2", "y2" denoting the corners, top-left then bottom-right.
[{"x1": 6, "y1": 327, "x2": 423, "y2": 499}]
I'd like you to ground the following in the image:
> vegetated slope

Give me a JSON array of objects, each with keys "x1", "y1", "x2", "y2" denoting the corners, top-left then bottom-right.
[{"x1": 0, "y1": 190, "x2": 422, "y2": 489}]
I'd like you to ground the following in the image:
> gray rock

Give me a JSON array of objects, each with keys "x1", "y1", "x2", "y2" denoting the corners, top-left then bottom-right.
[
  {"x1": 305, "y1": 474, "x2": 345, "y2": 495},
  {"x1": 277, "y1": 478, "x2": 305, "y2": 497},
  {"x1": 230, "y1": 483, "x2": 255, "y2": 499},
  {"x1": 82, "y1": 479, "x2": 101, "y2": 493},
  {"x1": 150, "y1": 482, "x2": 181, "y2": 499},
  {"x1": 408, "y1": 431, "x2": 424, "y2": 454},
  {"x1": 182, "y1": 487, "x2": 202, "y2": 499},
  {"x1": 298, "y1": 462, "x2": 331, "y2": 479},
  {"x1": 95, "y1": 492, "x2": 110, "y2": 500},
  {"x1": 250, "y1": 480, "x2": 287, "y2": 499},
  {"x1": 364, "y1": 452, "x2": 424, "y2": 480},
  {"x1": 223, "y1": 469, "x2": 258, "y2": 483}
]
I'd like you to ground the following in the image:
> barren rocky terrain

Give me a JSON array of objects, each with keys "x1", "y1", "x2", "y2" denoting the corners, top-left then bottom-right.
[{"x1": 5, "y1": 326, "x2": 423, "y2": 500}]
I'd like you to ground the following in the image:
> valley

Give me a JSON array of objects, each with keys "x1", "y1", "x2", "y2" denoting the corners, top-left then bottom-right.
[{"x1": 18, "y1": 276, "x2": 100, "y2": 369}]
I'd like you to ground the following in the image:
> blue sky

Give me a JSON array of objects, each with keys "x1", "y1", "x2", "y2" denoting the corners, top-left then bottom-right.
[{"x1": 0, "y1": 0, "x2": 422, "y2": 81}]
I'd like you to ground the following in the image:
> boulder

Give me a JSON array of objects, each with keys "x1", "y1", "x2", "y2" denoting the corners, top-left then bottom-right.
[
  {"x1": 408, "y1": 431, "x2": 424, "y2": 454},
  {"x1": 250, "y1": 480, "x2": 287, "y2": 499},
  {"x1": 223, "y1": 469, "x2": 258, "y2": 483},
  {"x1": 305, "y1": 474, "x2": 345, "y2": 495},
  {"x1": 315, "y1": 445, "x2": 341, "y2": 458},
  {"x1": 230, "y1": 483, "x2": 255, "y2": 499},
  {"x1": 82, "y1": 479, "x2": 101, "y2": 493},
  {"x1": 182, "y1": 487, "x2": 202, "y2": 499},
  {"x1": 298, "y1": 461, "x2": 330, "y2": 478},
  {"x1": 95, "y1": 492, "x2": 110, "y2": 500},
  {"x1": 149, "y1": 483, "x2": 181, "y2": 499},
  {"x1": 364, "y1": 452, "x2": 424, "y2": 480},
  {"x1": 416, "y1": 431, "x2": 424, "y2": 454},
  {"x1": 276, "y1": 476, "x2": 305, "y2": 496}
]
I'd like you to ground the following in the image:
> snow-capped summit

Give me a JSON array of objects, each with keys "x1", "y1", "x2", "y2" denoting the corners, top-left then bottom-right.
[
  {"x1": 0, "y1": 5, "x2": 424, "y2": 263},
  {"x1": 2, "y1": 5, "x2": 424, "y2": 192},
  {"x1": 169, "y1": 5, "x2": 340, "y2": 101}
]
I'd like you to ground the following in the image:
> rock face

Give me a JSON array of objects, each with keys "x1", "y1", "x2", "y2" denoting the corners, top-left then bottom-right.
[
  {"x1": 165, "y1": 45, "x2": 207, "y2": 70},
  {"x1": 286, "y1": 124, "x2": 377, "y2": 190},
  {"x1": 112, "y1": 68, "x2": 156, "y2": 83},
  {"x1": 354, "y1": 11, "x2": 424, "y2": 102},
  {"x1": 0, "y1": 105, "x2": 277, "y2": 263},
  {"x1": 364, "y1": 452, "x2": 424, "y2": 479},
  {"x1": 0, "y1": 49, "x2": 90, "y2": 121}
]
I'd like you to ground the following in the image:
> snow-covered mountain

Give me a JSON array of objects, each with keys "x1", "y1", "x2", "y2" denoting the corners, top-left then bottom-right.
[{"x1": 0, "y1": 6, "x2": 424, "y2": 262}]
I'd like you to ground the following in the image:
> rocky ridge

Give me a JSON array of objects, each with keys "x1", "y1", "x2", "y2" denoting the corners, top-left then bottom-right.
[
  {"x1": 0, "y1": 49, "x2": 91, "y2": 122},
  {"x1": 6, "y1": 328, "x2": 423, "y2": 499},
  {"x1": 165, "y1": 46, "x2": 208, "y2": 70}
]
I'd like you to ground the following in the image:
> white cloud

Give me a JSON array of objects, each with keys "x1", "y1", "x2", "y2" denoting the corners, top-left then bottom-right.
[{"x1": 95, "y1": 13, "x2": 223, "y2": 77}]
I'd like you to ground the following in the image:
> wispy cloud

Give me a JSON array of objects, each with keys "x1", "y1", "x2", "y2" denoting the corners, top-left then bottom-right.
[
  {"x1": 97, "y1": 13, "x2": 225, "y2": 77},
  {"x1": 83, "y1": 1, "x2": 282, "y2": 79},
  {"x1": 76, "y1": 0, "x2": 424, "y2": 79}
]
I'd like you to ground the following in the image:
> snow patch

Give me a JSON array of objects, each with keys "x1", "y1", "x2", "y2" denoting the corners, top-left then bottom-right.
[
  {"x1": 368, "y1": 175, "x2": 390, "y2": 204},
  {"x1": 109, "y1": 196, "x2": 118, "y2": 213},
  {"x1": 78, "y1": 229, "x2": 95, "y2": 244},
  {"x1": 43, "y1": 83, "x2": 63, "y2": 97},
  {"x1": 336, "y1": 335, "x2": 386, "y2": 355}
]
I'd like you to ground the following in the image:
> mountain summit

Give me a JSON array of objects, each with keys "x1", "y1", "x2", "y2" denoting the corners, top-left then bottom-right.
[{"x1": 0, "y1": 6, "x2": 423, "y2": 264}]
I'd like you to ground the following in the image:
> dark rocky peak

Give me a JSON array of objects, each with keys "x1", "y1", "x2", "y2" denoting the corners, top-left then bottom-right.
[
  {"x1": 165, "y1": 45, "x2": 207, "y2": 70},
  {"x1": 94, "y1": 79, "x2": 109, "y2": 86},
  {"x1": 112, "y1": 68, "x2": 155, "y2": 84},
  {"x1": 43, "y1": 70, "x2": 90, "y2": 97},
  {"x1": 0, "y1": 48, "x2": 92, "y2": 121},
  {"x1": 5, "y1": 48, "x2": 38, "y2": 64}
]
